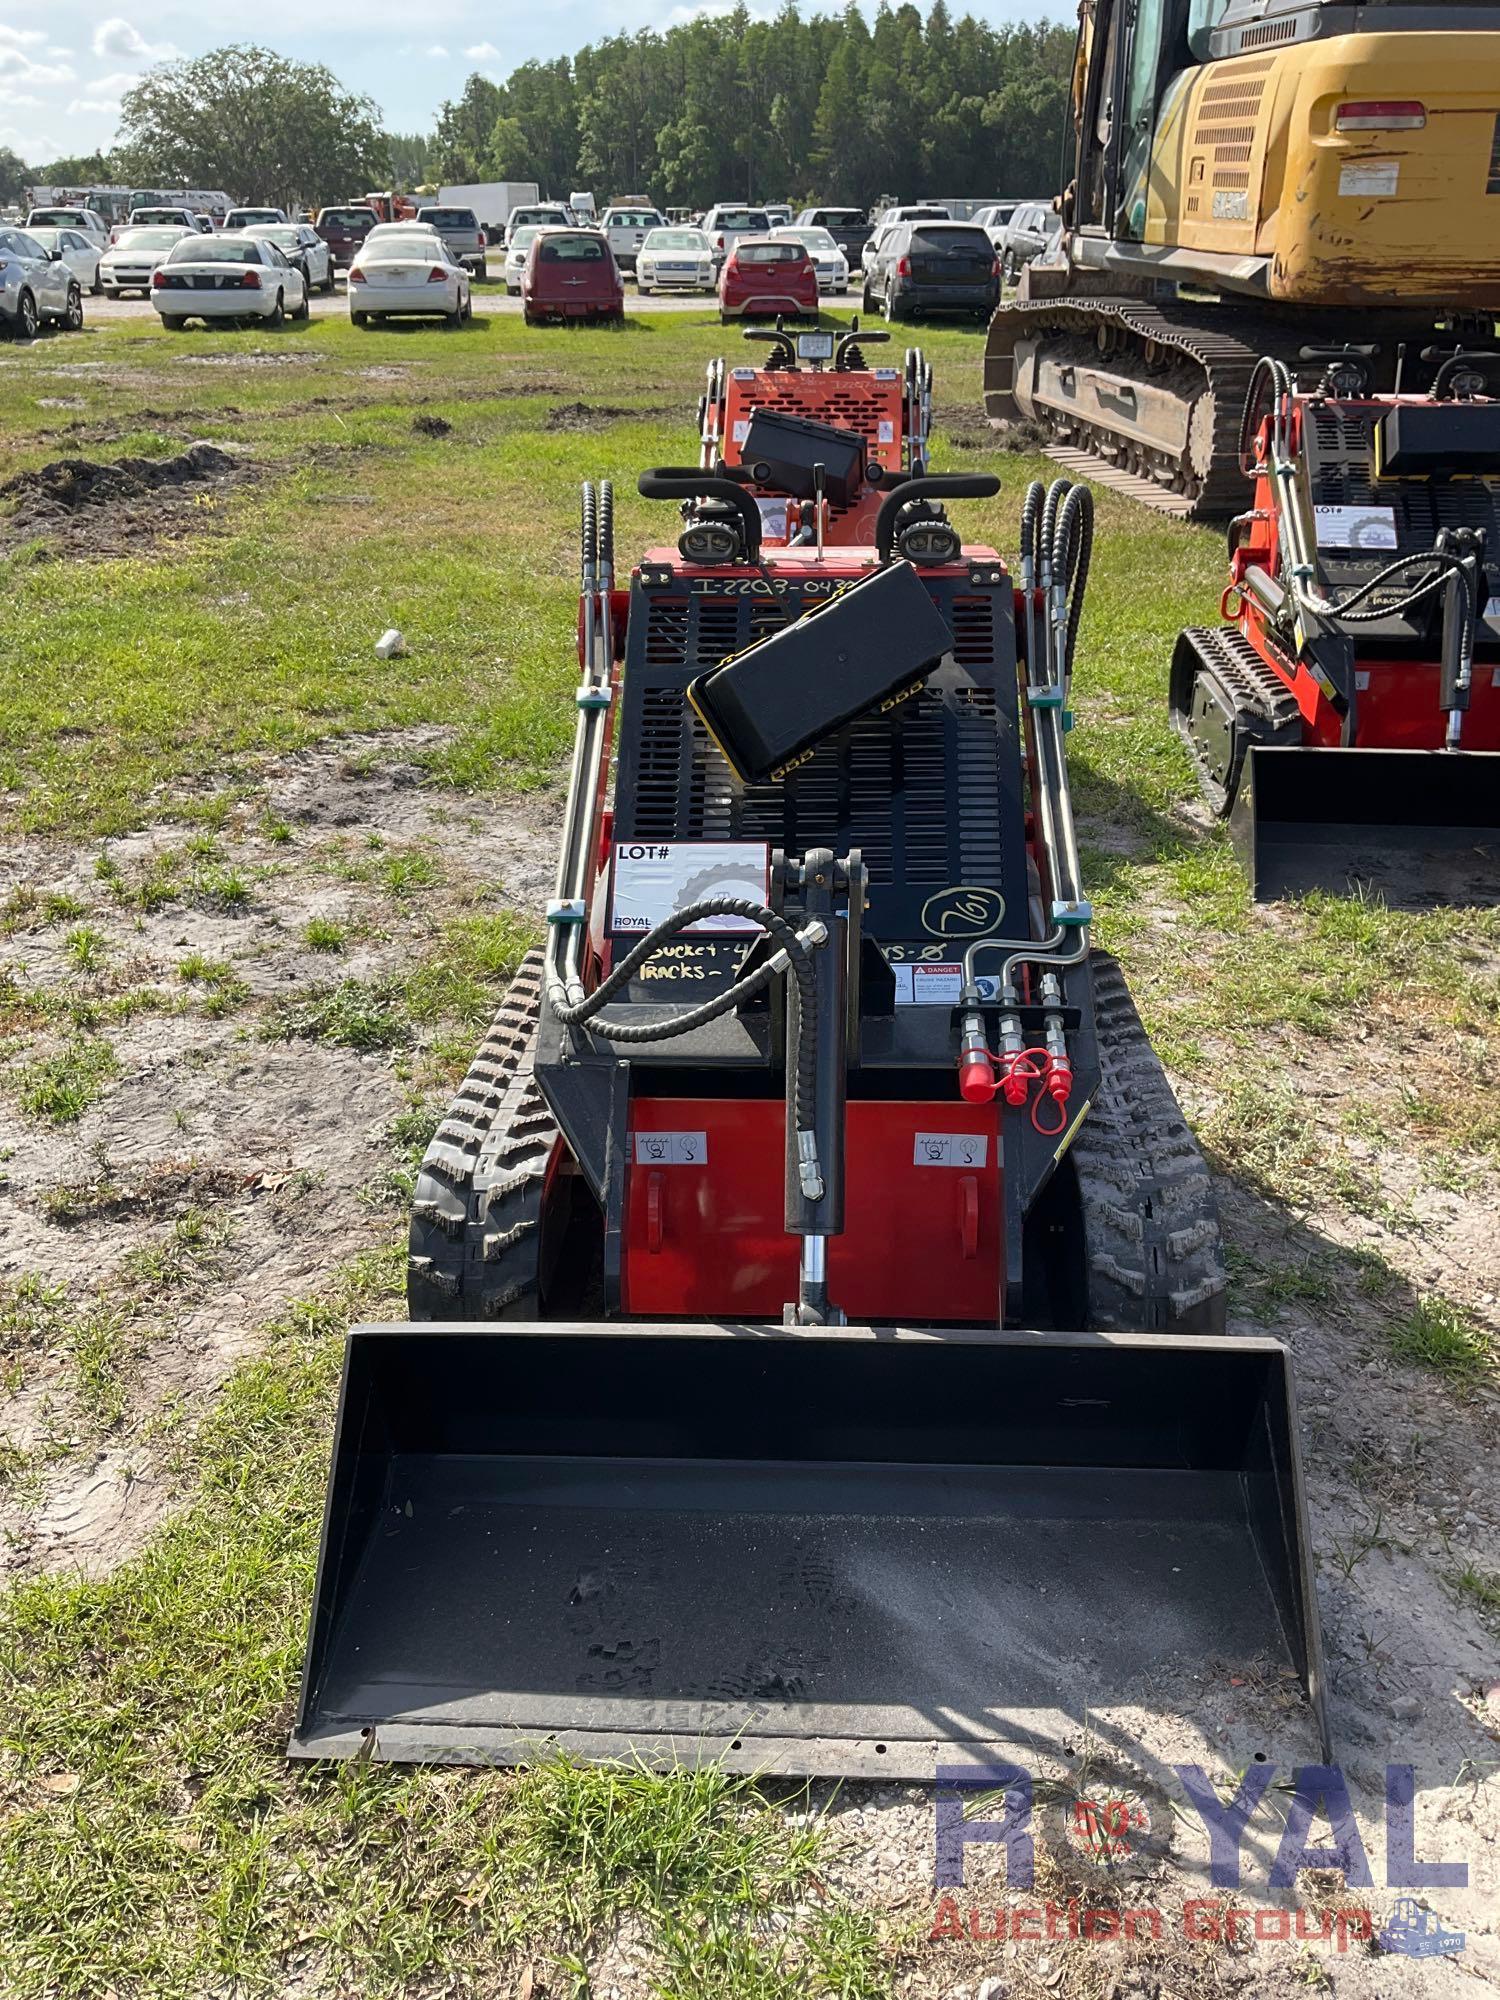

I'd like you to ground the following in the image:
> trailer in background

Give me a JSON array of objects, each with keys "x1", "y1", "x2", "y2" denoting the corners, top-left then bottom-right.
[{"x1": 438, "y1": 183, "x2": 540, "y2": 240}]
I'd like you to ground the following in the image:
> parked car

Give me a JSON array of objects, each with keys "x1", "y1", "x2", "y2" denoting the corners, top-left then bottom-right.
[
  {"x1": 223, "y1": 207, "x2": 288, "y2": 232},
  {"x1": 129, "y1": 206, "x2": 213, "y2": 234},
  {"x1": 27, "y1": 206, "x2": 108, "y2": 239},
  {"x1": 349, "y1": 229, "x2": 472, "y2": 326},
  {"x1": 719, "y1": 236, "x2": 818, "y2": 321},
  {"x1": 635, "y1": 225, "x2": 715, "y2": 294},
  {"x1": 794, "y1": 206, "x2": 872, "y2": 267},
  {"x1": 600, "y1": 205, "x2": 665, "y2": 272},
  {"x1": 521, "y1": 228, "x2": 624, "y2": 325},
  {"x1": 770, "y1": 224, "x2": 848, "y2": 293},
  {"x1": 860, "y1": 222, "x2": 901, "y2": 283},
  {"x1": 700, "y1": 204, "x2": 771, "y2": 268},
  {"x1": 873, "y1": 204, "x2": 953, "y2": 230},
  {"x1": 971, "y1": 201, "x2": 1020, "y2": 253},
  {"x1": 99, "y1": 225, "x2": 194, "y2": 297},
  {"x1": 414, "y1": 205, "x2": 489, "y2": 278},
  {"x1": 315, "y1": 205, "x2": 380, "y2": 270},
  {"x1": 245, "y1": 223, "x2": 336, "y2": 292},
  {"x1": 503, "y1": 224, "x2": 542, "y2": 293},
  {"x1": 998, "y1": 201, "x2": 1062, "y2": 282},
  {"x1": 26, "y1": 226, "x2": 103, "y2": 294},
  {"x1": 864, "y1": 218, "x2": 999, "y2": 323},
  {"x1": 152, "y1": 233, "x2": 309, "y2": 328},
  {"x1": 507, "y1": 204, "x2": 571, "y2": 245},
  {"x1": 0, "y1": 225, "x2": 84, "y2": 336},
  {"x1": 761, "y1": 203, "x2": 793, "y2": 229}
]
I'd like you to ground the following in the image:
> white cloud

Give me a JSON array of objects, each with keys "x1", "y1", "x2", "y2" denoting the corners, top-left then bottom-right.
[
  {"x1": 91, "y1": 17, "x2": 180, "y2": 61},
  {"x1": 464, "y1": 39, "x2": 499, "y2": 57},
  {"x1": 425, "y1": 42, "x2": 449, "y2": 56},
  {"x1": 67, "y1": 92, "x2": 120, "y2": 116},
  {"x1": 5, "y1": 88, "x2": 42, "y2": 106},
  {"x1": 0, "y1": 23, "x2": 47, "y2": 45},
  {"x1": 0, "y1": 46, "x2": 75, "y2": 83}
]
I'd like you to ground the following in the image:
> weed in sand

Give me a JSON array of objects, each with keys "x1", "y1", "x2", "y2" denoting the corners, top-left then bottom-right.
[
  {"x1": 193, "y1": 865, "x2": 252, "y2": 911},
  {"x1": 63, "y1": 926, "x2": 108, "y2": 973},
  {"x1": 121, "y1": 1207, "x2": 230, "y2": 1296},
  {"x1": 15, "y1": 1037, "x2": 120, "y2": 1122},
  {"x1": 177, "y1": 953, "x2": 251, "y2": 1016},
  {"x1": 381, "y1": 850, "x2": 440, "y2": 898},
  {"x1": 303, "y1": 917, "x2": 346, "y2": 953},
  {"x1": 261, "y1": 817, "x2": 294, "y2": 845},
  {"x1": 1452, "y1": 1563, "x2": 1500, "y2": 1617},
  {"x1": 1389, "y1": 1295, "x2": 1491, "y2": 1381},
  {"x1": 264, "y1": 978, "x2": 408, "y2": 1053}
]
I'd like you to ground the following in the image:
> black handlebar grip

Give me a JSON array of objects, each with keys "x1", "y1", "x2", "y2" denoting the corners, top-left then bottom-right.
[
  {"x1": 875, "y1": 473, "x2": 1001, "y2": 561},
  {"x1": 637, "y1": 469, "x2": 763, "y2": 561}
]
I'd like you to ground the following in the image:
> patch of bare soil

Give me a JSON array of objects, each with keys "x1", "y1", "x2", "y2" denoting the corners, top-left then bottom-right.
[
  {"x1": 0, "y1": 730, "x2": 559, "y2": 1578},
  {"x1": 543, "y1": 399, "x2": 676, "y2": 431},
  {"x1": 0, "y1": 443, "x2": 252, "y2": 558}
]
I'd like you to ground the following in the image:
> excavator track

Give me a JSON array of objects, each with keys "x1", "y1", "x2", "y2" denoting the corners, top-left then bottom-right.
[
  {"x1": 984, "y1": 297, "x2": 1429, "y2": 520},
  {"x1": 1169, "y1": 624, "x2": 1301, "y2": 815}
]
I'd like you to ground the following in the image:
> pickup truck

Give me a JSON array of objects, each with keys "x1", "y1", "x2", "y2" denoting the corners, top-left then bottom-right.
[
  {"x1": 794, "y1": 207, "x2": 872, "y2": 268},
  {"x1": 414, "y1": 205, "x2": 489, "y2": 279}
]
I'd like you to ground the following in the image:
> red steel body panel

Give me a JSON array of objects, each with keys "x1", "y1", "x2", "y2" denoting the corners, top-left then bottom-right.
[
  {"x1": 622, "y1": 1096, "x2": 1001, "y2": 1321},
  {"x1": 718, "y1": 366, "x2": 908, "y2": 544}
]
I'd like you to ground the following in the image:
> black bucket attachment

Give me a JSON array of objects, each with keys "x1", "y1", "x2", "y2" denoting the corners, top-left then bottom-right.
[
  {"x1": 291, "y1": 1323, "x2": 1328, "y2": 1775},
  {"x1": 1233, "y1": 745, "x2": 1500, "y2": 906}
]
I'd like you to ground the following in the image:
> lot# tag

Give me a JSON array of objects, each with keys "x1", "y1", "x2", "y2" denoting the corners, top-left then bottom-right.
[{"x1": 610, "y1": 841, "x2": 770, "y2": 934}]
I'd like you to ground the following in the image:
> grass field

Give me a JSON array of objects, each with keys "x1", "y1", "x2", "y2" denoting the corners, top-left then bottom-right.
[{"x1": 0, "y1": 305, "x2": 1497, "y2": 1999}]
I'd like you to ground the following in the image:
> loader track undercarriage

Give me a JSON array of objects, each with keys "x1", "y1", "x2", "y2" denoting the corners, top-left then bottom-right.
[
  {"x1": 984, "y1": 298, "x2": 1434, "y2": 520},
  {"x1": 410, "y1": 949, "x2": 1225, "y2": 1335}
]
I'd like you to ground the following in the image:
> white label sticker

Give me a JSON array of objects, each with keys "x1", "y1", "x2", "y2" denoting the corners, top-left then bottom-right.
[
  {"x1": 611, "y1": 841, "x2": 770, "y2": 934},
  {"x1": 874, "y1": 368, "x2": 899, "y2": 380},
  {"x1": 731, "y1": 418, "x2": 750, "y2": 442},
  {"x1": 1485, "y1": 596, "x2": 1500, "y2": 621},
  {"x1": 1315, "y1": 504, "x2": 1398, "y2": 551},
  {"x1": 877, "y1": 419, "x2": 895, "y2": 443},
  {"x1": 1211, "y1": 189, "x2": 1249, "y2": 221},
  {"x1": 913, "y1": 1132, "x2": 989, "y2": 1168},
  {"x1": 754, "y1": 497, "x2": 788, "y2": 540},
  {"x1": 1339, "y1": 160, "x2": 1399, "y2": 199},
  {"x1": 634, "y1": 1131, "x2": 709, "y2": 1165},
  {"x1": 912, "y1": 963, "x2": 964, "y2": 1006},
  {"x1": 890, "y1": 962, "x2": 999, "y2": 1005}
]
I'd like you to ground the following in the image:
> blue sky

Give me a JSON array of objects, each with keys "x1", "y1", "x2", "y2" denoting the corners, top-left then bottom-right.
[{"x1": 2, "y1": 0, "x2": 1057, "y2": 169}]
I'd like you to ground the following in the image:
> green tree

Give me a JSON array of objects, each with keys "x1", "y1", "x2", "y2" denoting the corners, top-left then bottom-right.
[
  {"x1": 117, "y1": 47, "x2": 387, "y2": 210},
  {"x1": 432, "y1": 75, "x2": 503, "y2": 182},
  {"x1": 32, "y1": 151, "x2": 116, "y2": 185},
  {"x1": 0, "y1": 147, "x2": 29, "y2": 205},
  {"x1": 388, "y1": 131, "x2": 434, "y2": 189}
]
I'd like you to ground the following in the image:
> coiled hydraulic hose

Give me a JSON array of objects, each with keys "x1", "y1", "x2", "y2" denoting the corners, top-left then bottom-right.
[
  {"x1": 1052, "y1": 480, "x2": 1093, "y2": 672},
  {"x1": 546, "y1": 897, "x2": 827, "y2": 1162}
]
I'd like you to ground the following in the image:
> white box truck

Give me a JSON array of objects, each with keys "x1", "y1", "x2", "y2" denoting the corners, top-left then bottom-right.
[{"x1": 438, "y1": 183, "x2": 540, "y2": 241}]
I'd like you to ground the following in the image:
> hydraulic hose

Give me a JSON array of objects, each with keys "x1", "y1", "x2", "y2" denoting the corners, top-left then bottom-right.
[
  {"x1": 546, "y1": 896, "x2": 828, "y2": 1155},
  {"x1": 1053, "y1": 480, "x2": 1093, "y2": 672}
]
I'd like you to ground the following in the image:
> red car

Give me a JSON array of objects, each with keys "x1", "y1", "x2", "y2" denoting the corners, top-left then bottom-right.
[
  {"x1": 522, "y1": 229, "x2": 624, "y2": 325},
  {"x1": 314, "y1": 204, "x2": 379, "y2": 272},
  {"x1": 718, "y1": 237, "x2": 819, "y2": 321}
]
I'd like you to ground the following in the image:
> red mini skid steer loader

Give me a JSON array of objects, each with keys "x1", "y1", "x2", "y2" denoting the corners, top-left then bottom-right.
[
  {"x1": 292, "y1": 344, "x2": 1327, "y2": 1776},
  {"x1": 1171, "y1": 346, "x2": 1500, "y2": 903}
]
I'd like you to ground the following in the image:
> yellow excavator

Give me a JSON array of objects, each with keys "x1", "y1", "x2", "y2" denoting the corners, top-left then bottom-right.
[{"x1": 984, "y1": 0, "x2": 1500, "y2": 515}]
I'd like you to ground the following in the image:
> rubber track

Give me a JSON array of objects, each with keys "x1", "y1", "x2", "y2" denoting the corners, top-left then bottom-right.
[
  {"x1": 1071, "y1": 952, "x2": 1227, "y2": 1335},
  {"x1": 1174, "y1": 624, "x2": 1301, "y2": 816},
  {"x1": 986, "y1": 298, "x2": 1419, "y2": 520},
  {"x1": 407, "y1": 948, "x2": 559, "y2": 1320}
]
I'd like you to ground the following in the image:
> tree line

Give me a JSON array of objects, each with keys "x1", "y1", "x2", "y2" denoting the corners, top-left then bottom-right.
[
  {"x1": 6, "y1": 3, "x2": 1070, "y2": 215},
  {"x1": 436, "y1": 1, "x2": 1071, "y2": 209}
]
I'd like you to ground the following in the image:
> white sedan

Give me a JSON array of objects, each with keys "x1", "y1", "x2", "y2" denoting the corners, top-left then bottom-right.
[
  {"x1": 504, "y1": 224, "x2": 541, "y2": 293},
  {"x1": 244, "y1": 223, "x2": 336, "y2": 293},
  {"x1": 348, "y1": 230, "x2": 472, "y2": 325},
  {"x1": 635, "y1": 226, "x2": 715, "y2": 294},
  {"x1": 152, "y1": 233, "x2": 309, "y2": 328},
  {"x1": 0, "y1": 225, "x2": 84, "y2": 336},
  {"x1": 772, "y1": 225, "x2": 849, "y2": 293},
  {"x1": 26, "y1": 226, "x2": 104, "y2": 295},
  {"x1": 99, "y1": 226, "x2": 194, "y2": 297}
]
